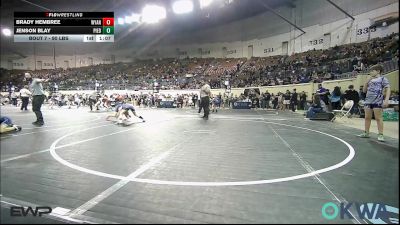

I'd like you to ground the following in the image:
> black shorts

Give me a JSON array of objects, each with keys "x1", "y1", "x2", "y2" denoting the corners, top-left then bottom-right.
[{"x1": 364, "y1": 104, "x2": 382, "y2": 109}]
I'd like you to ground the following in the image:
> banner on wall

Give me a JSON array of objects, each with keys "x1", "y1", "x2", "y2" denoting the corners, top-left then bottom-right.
[
  {"x1": 159, "y1": 101, "x2": 175, "y2": 108},
  {"x1": 232, "y1": 101, "x2": 252, "y2": 109}
]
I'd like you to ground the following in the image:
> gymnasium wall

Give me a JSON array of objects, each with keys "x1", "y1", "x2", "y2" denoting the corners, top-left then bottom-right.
[
  {"x1": 150, "y1": 0, "x2": 399, "y2": 59},
  {"x1": 52, "y1": 70, "x2": 400, "y2": 101},
  {"x1": 2, "y1": 71, "x2": 397, "y2": 101},
  {"x1": 209, "y1": 70, "x2": 399, "y2": 100}
]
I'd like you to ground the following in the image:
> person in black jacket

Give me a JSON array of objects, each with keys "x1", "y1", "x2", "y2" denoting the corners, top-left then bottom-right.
[
  {"x1": 344, "y1": 85, "x2": 360, "y2": 115},
  {"x1": 290, "y1": 89, "x2": 298, "y2": 112},
  {"x1": 272, "y1": 93, "x2": 278, "y2": 109},
  {"x1": 359, "y1": 85, "x2": 366, "y2": 101},
  {"x1": 299, "y1": 91, "x2": 307, "y2": 110},
  {"x1": 265, "y1": 91, "x2": 271, "y2": 109},
  {"x1": 192, "y1": 94, "x2": 198, "y2": 108}
]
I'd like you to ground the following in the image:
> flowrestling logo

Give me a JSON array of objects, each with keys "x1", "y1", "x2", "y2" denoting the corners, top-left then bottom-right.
[{"x1": 322, "y1": 202, "x2": 399, "y2": 224}]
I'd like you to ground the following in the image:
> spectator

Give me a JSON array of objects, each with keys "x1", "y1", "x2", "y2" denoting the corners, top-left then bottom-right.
[
  {"x1": 265, "y1": 90, "x2": 271, "y2": 109},
  {"x1": 19, "y1": 85, "x2": 31, "y2": 111},
  {"x1": 260, "y1": 93, "x2": 266, "y2": 109},
  {"x1": 299, "y1": 91, "x2": 307, "y2": 110},
  {"x1": 177, "y1": 95, "x2": 184, "y2": 108},
  {"x1": 272, "y1": 93, "x2": 278, "y2": 109},
  {"x1": 283, "y1": 90, "x2": 291, "y2": 111},
  {"x1": 192, "y1": 94, "x2": 198, "y2": 108},
  {"x1": 306, "y1": 94, "x2": 324, "y2": 119},
  {"x1": 330, "y1": 86, "x2": 342, "y2": 110},
  {"x1": 344, "y1": 85, "x2": 360, "y2": 115},
  {"x1": 277, "y1": 92, "x2": 284, "y2": 110},
  {"x1": 316, "y1": 84, "x2": 329, "y2": 105},
  {"x1": 324, "y1": 72, "x2": 333, "y2": 80},
  {"x1": 11, "y1": 91, "x2": 17, "y2": 106},
  {"x1": 359, "y1": 85, "x2": 366, "y2": 101},
  {"x1": 290, "y1": 89, "x2": 298, "y2": 112}
]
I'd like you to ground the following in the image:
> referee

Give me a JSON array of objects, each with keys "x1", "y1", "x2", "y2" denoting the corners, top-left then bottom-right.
[
  {"x1": 200, "y1": 80, "x2": 211, "y2": 120},
  {"x1": 25, "y1": 73, "x2": 48, "y2": 126}
]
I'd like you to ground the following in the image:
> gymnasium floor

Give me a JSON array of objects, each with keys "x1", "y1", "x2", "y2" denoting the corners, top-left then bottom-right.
[{"x1": 1, "y1": 105, "x2": 398, "y2": 224}]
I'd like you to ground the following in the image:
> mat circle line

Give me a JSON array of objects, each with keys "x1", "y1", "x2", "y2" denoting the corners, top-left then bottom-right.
[{"x1": 49, "y1": 118, "x2": 355, "y2": 186}]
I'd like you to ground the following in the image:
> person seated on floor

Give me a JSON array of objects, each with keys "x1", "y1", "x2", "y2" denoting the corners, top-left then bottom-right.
[
  {"x1": 306, "y1": 95, "x2": 326, "y2": 119},
  {"x1": 0, "y1": 116, "x2": 22, "y2": 134}
]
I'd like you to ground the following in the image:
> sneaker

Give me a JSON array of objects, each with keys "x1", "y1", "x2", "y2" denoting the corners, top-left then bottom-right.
[
  {"x1": 358, "y1": 132, "x2": 370, "y2": 138},
  {"x1": 32, "y1": 121, "x2": 44, "y2": 126},
  {"x1": 32, "y1": 122, "x2": 44, "y2": 126},
  {"x1": 378, "y1": 134, "x2": 384, "y2": 142}
]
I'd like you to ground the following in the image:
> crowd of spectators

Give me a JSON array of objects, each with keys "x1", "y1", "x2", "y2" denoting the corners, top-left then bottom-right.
[
  {"x1": 233, "y1": 33, "x2": 398, "y2": 87},
  {"x1": 1, "y1": 33, "x2": 398, "y2": 93}
]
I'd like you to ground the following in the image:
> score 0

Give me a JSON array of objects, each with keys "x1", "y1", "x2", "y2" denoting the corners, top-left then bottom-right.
[
  {"x1": 103, "y1": 18, "x2": 114, "y2": 34},
  {"x1": 103, "y1": 18, "x2": 114, "y2": 26}
]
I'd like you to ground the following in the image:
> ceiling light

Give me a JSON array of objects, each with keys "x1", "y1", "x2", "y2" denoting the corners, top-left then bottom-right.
[
  {"x1": 2, "y1": 28, "x2": 11, "y2": 36},
  {"x1": 117, "y1": 18, "x2": 125, "y2": 25},
  {"x1": 125, "y1": 15, "x2": 133, "y2": 24},
  {"x1": 173, "y1": 0, "x2": 194, "y2": 14},
  {"x1": 131, "y1": 13, "x2": 141, "y2": 23},
  {"x1": 199, "y1": 0, "x2": 213, "y2": 9},
  {"x1": 142, "y1": 5, "x2": 166, "y2": 24}
]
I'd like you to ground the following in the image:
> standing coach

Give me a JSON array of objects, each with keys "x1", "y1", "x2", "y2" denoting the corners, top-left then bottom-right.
[{"x1": 25, "y1": 73, "x2": 48, "y2": 126}]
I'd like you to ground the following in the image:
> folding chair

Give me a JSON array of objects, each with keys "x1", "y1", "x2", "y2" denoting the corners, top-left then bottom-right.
[
  {"x1": 354, "y1": 100, "x2": 364, "y2": 117},
  {"x1": 331, "y1": 100, "x2": 354, "y2": 122}
]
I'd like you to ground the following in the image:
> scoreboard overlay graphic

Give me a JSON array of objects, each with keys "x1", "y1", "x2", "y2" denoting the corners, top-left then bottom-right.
[{"x1": 13, "y1": 12, "x2": 114, "y2": 42}]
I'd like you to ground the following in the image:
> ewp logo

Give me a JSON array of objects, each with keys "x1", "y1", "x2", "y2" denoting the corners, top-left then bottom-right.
[
  {"x1": 10, "y1": 206, "x2": 52, "y2": 217},
  {"x1": 322, "y1": 202, "x2": 399, "y2": 224}
]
